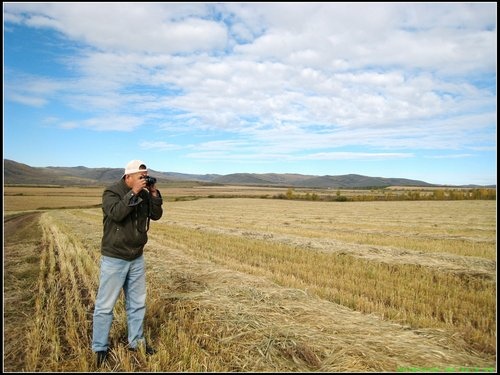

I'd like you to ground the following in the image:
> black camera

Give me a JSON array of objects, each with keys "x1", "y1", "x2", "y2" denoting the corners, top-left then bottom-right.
[{"x1": 141, "y1": 175, "x2": 157, "y2": 187}]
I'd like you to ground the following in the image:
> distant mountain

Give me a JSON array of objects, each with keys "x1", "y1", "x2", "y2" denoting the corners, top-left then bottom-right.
[
  {"x1": 210, "y1": 172, "x2": 437, "y2": 188},
  {"x1": 213, "y1": 173, "x2": 315, "y2": 185},
  {"x1": 164, "y1": 171, "x2": 221, "y2": 182},
  {"x1": 3, "y1": 159, "x2": 175, "y2": 186},
  {"x1": 296, "y1": 174, "x2": 435, "y2": 188},
  {"x1": 3, "y1": 159, "x2": 494, "y2": 188}
]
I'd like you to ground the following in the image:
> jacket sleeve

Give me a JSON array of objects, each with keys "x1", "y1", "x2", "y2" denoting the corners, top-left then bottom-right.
[
  {"x1": 150, "y1": 190, "x2": 163, "y2": 221},
  {"x1": 102, "y1": 187, "x2": 139, "y2": 222}
]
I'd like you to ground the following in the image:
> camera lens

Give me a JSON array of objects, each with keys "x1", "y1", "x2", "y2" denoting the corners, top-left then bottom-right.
[{"x1": 141, "y1": 175, "x2": 156, "y2": 186}]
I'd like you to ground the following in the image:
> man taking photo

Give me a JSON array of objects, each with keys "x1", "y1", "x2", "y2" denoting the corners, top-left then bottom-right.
[{"x1": 92, "y1": 160, "x2": 163, "y2": 368}]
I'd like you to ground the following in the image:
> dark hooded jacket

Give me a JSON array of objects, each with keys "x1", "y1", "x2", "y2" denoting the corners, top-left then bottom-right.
[{"x1": 101, "y1": 179, "x2": 163, "y2": 260}]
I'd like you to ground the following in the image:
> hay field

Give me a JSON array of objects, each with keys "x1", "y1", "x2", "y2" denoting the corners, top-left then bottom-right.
[
  {"x1": 3, "y1": 186, "x2": 103, "y2": 211},
  {"x1": 3, "y1": 187, "x2": 497, "y2": 372}
]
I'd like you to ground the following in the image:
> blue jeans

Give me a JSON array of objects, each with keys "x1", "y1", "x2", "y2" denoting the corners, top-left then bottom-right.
[{"x1": 92, "y1": 255, "x2": 146, "y2": 352}]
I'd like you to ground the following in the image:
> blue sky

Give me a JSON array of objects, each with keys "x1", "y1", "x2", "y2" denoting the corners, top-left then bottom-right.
[{"x1": 3, "y1": 2, "x2": 497, "y2": 185}]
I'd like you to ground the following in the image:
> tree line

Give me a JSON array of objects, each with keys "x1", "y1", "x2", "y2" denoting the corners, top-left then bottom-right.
[{"x1": 273, "y1": 188, "x2": 496, "y2": 202}]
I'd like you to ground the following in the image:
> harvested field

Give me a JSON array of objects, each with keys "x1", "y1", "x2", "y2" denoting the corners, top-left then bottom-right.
[{"x1": 3, "y1": 194, "x2": 496, "y2": 372}]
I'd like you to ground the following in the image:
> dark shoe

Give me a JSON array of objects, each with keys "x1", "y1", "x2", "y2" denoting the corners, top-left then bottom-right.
[
  {"x1": 96, "y1": 350, "x2": 107, "y2": 368},
  {"x1": 128, "y1": 344, "x2": 157, "y2": 355}
]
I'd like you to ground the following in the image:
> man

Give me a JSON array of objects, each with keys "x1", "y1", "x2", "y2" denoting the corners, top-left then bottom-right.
[{"x1": 92, "y1": 160, "x2": 163, "y2": 368}]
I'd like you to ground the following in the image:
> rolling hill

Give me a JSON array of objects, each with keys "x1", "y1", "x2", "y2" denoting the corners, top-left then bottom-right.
[{"x1": 2, "y1": 159, "x2": 490, "y2": 188}]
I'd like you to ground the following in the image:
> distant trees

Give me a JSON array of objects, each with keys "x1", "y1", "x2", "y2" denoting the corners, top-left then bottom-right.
[
  {"x1": 272, "y1": 188, "x2": 496, "y2": 202},
  {"x1": 432, "y1": 188, "x2": 496, "y2": 201}
]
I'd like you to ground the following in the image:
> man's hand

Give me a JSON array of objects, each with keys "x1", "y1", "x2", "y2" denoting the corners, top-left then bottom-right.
[
  {"x1": 149, "y1": 184, "x2": 159, "y2": 197},
  {"x1": 132, "y1": 177, "x2": 147, "y2": 195}
]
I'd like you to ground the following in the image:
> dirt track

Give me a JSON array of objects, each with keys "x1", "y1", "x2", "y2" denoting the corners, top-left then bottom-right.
[
  {"x1": 4, "y1": 212, "x2": 42, "y2": 240},
  {"x1": 4, "y1": 212, "x2": 43, "y2": 372}
]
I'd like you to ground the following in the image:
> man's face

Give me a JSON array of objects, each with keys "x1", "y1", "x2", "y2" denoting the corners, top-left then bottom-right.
[
  {"x1": 125, "y1": 169, "x2": 148, "y2": 187},
  {"x1": 135, "y1": 169, "x2": 148, "y2": 180}
]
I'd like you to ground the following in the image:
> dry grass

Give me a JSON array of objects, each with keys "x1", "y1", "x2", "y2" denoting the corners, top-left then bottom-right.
[
  {"x1": 3, "y1": 192, "x2": 497, "y2": 372},
  {"x1": 162, "y1": 199, "x2": 496, "y2": 259},
  {"x1": 152, "y1": 221, "x2": 495, "y2": 355},
  {"x1": 3, "y1": 213, "x2": 43, "y2": 372},
  {"x1": 3, "y1": 186, "x2": 102, "y2": 211}
]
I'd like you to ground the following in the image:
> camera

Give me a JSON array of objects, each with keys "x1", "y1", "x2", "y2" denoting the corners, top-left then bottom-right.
[{"x1": 141, "y1": 175, "x2": 157, "y2": 187}]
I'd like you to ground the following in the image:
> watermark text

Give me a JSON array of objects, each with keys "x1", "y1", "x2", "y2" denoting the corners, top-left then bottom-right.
[{"x1": 397, "y1": 366, "x2": 495, "y2": 373}]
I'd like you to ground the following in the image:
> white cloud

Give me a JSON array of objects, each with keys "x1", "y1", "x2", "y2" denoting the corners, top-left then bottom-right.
[
  {"x1": 139, "y1": 141, "x2": 182, "y2": 151},
  {"x1": 195, "y1": 140, "x2": 252, "y2": 151},
  {"x1": 4, "y1": 72, "x2": 65, "y2": 107},
  {"x1": 425, "y1": 154, "x2": 474, "y2": 159},
  {"x1": 8, "y1": 93, "x2": 48, "y2": 107},
  {"x1": 4, "y1": 2, "x2": 496, "y2": 156},
  {"x1": 298, "y1": 152, "x2": 414, "y2": 161},
  {"x1": 5, "y1": 3, "x2": 227, "y2": 54},
  {"x1": 60, "y1": 115, "x2": 144, "y2": 132}
]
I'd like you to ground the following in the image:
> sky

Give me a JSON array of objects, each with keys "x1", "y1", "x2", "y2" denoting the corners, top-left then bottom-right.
[{"x1": 3, "y1": 2, "x2": 497, "y2": 186}]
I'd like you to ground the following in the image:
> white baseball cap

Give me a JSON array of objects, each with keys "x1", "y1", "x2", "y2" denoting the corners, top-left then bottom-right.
[{"x1": 123, "y1": 160, "x2": 147, "y2": 178}]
